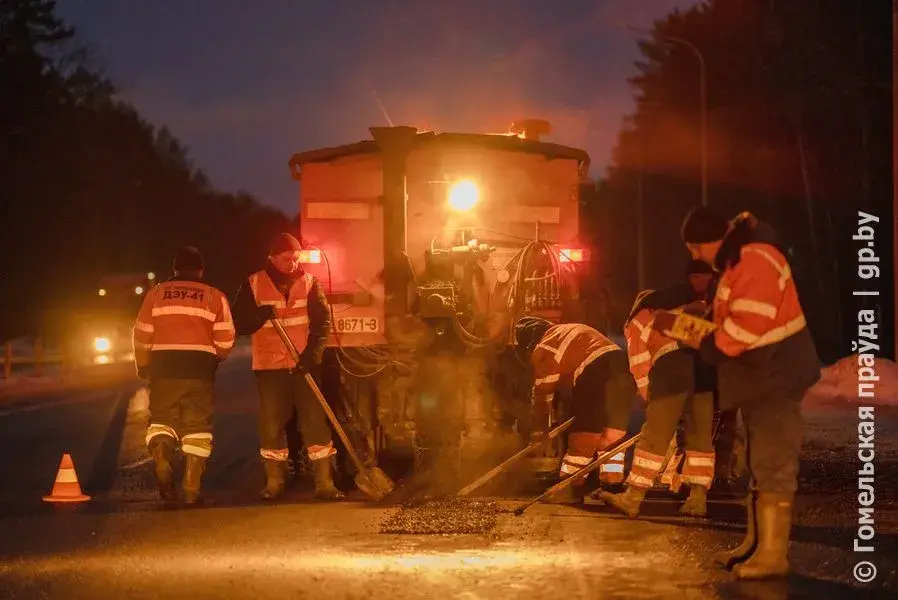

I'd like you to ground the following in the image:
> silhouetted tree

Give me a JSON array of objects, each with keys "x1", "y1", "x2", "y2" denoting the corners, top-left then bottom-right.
[
  {"x1": 598, "y1": 0, "x2": 892, "y2": 361},
  {"x1": 0, "y1": 0, "x2": 292, "y2": 340}
]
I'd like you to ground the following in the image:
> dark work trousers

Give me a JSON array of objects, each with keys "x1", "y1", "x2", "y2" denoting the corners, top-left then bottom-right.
[
  {"x1": 147, "y1": 379, "x2": 215, "y2": 457},
  {"x1": 148, "y1": 378, "x2": 214, "y2": 437},
  {"x1": 255, "y1": 369, "x2": 332, "y2": 457},
  {"x1": 714, "y1": 406, "x2": 743, "y2": 478},
  {"x1": 743, "y1": 392, "x2": 803, "y2": 494},
  {"x1": 640, "y1": 390, "x2": 714, "y2": 456},
  {"x1": 569, "y1": 350, "x2": 635, "y2": 436}
]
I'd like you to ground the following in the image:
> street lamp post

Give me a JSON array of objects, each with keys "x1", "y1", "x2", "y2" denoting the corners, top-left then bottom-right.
[{"x1": 626, "y1": 26, "x2": 708, "y2": 207}]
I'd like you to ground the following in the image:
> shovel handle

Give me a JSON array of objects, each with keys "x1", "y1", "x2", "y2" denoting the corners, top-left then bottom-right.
[
  {"x1": 457, "y1": 417, "x2": 575, "y2": 497},
  {"x1": 513, "y1": 432, "x2": 643, "y2": 515},
  {"x1": 269, "y1": 317, "x2": 368, "y2": 474}
]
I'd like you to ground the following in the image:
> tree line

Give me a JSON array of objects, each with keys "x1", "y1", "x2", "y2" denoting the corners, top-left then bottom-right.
[
  {"x1": 1, "y1": 0, "x2": 291, "y2": 341},
  {"x1": 589, "y1": 0, "x2": 892, "y2": 362}
]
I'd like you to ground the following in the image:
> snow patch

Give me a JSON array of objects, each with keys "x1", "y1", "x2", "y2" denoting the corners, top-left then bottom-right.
[{"x1": 804, "y1": 354, "x2": 898, "y2": 407}]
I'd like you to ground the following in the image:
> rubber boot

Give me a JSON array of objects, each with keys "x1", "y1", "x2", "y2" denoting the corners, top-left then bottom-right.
[
  {"x1": 714, "y1": 493, "x2": 757, "y2": 569},
  {"x1": 680, "y1": 485, "x2": 708, "y2": 517},
  {"x1": 148, "y1": 436, "x2": 177, "y2": 502},
  {"x1": 182, "y1": 454, "x2": 206, "y2": 506},
  {"x1": 600, "y1": 485, "x2": 646, "y2": 518},
  {"x1": 313, "y1": 458, "x2": 345, "y2": 501},
  {"x1": 733, "y1": 492, "x2": 793, "y2": 579},
  {"x1": 261, "y1": 458, "x2": 286, "y2": 500}
]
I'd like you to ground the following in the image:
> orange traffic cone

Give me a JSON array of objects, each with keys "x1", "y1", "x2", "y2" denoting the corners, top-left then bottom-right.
[{"x1": 43, "y1": 453, "x2": 91, "y2": 503}]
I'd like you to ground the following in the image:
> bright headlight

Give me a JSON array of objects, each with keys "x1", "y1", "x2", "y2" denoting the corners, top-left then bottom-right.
[
  {"x1": 447, "y1": 180, "x2": 480, "y2": 212},
  {"x1": 94, "y1": 337, "x2": 111, "y2": 353}
]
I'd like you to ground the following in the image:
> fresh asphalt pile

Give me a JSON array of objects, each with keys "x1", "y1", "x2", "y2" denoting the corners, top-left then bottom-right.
[{"x1": 379, "y1": 496, "x2": 501, "y2": 535}]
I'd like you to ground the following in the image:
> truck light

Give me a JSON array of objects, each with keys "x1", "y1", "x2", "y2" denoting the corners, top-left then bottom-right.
[
  {"x1": 94, "y1": 337, "x2": 111, "y2": 353},
  {"x1": 135, "y1": 286, "x2": 145, "y2": 295},
  {"x1": 559, "y1": 248, "x2": 586, "y2": 263},
  {"x1": 147, "y1": 272, "x2": 156, "y2": 280},
  {"x1": 299, "y1": 249, "x2": 321, "y2": 264},
  {"x1": 447, "y1": 180, "x2": 480, "y2": 212},
  {"x1": 98, "y1": 288, "x2": 107, "y2": 296}
]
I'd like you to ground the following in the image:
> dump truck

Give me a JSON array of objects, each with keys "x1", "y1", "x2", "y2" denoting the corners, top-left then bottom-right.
[{"x1": 288, "y1": 121, "x2": 605, "y2": 487}]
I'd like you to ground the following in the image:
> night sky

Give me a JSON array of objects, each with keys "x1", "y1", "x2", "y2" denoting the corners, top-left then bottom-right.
[{"x1": 60, "y1": 0, "x2": 700, "y2": 215}]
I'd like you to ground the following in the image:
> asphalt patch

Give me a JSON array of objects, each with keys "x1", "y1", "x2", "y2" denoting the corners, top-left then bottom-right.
[{"x1": 379, "y1": 497, "x2": 500, "y2": 535}]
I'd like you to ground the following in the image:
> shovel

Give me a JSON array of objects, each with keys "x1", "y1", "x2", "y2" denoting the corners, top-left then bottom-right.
[
  {"x1": 513, "y1": 432, "x2": 643, "y2": 516},
  {"x1": 457, "y1": 417, "x2": 575, "y2": 497},
  {"x1": 270, "y1": 317, "x2": 396, "y2": 501}
]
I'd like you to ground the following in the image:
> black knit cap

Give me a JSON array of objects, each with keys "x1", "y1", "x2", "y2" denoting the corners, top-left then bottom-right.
[
  {"x1": 173, "y1": 246, "x2": 204, "y2": 272},
  {"x1": 681, "y1": 206, "x2": 729, "y2": 243},
  {"x1": 686, "y1": 258, "x2": 714, "y2": 276},
  {"x1": 269, "y1": 232, "x2": 302, "y2": 256},
  {"x1": 514, "y1": 316, "x2": 554, "y2": 350}
]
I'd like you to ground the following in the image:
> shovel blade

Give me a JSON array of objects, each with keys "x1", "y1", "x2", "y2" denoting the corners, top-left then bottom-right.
[{"x1": 354, "y1": 468, "x2": 394, "y2": 501}]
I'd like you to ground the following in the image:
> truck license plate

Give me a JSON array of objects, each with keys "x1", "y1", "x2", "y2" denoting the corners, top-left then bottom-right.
[{"x1": 332, "y1": 317, "x2": 379, "y2": 333}]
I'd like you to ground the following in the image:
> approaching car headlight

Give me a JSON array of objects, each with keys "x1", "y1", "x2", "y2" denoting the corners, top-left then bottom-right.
[{"x1": 93, "y1": 337, "x2": 111, "y2": 353}]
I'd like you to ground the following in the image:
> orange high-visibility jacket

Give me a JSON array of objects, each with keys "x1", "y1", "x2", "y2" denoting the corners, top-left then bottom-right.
[
  {"x1": 711, "y1": 243, "x2": 807, "y2": 356},
  {"x1": 624, "y1": 308, "x2": 682, "y2": 400},
  {"x1": 132, "y1": 277, "x2": 235, "y2": 380},
  {"x1": 247, "y1": 269, "x2": 315, "y2": 371},
  {"x1": 531, "y1": 323, "x2": 623, "y2": 403},
  {"x1": 699, "y1": 214, "x2": 820, "y2": 408}
]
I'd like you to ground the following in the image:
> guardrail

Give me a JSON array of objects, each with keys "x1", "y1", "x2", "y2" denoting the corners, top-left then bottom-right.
[{"x1": 3, "y1": 341, "x2": 65, "y2": 379}]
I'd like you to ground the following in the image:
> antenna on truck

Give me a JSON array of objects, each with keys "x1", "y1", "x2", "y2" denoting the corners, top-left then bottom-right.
[{"x1": 371, "y1": 89, "x2": 394, "y2": 127}]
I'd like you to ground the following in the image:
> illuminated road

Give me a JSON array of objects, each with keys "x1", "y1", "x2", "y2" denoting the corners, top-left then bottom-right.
[{"x1": 0, "y1": 354, "x2": 896, "y2": 598}]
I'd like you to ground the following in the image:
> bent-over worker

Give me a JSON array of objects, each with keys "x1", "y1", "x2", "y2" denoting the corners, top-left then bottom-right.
[
  {"x1": 515, "y1": 317, "x2": 636, "y2": 503},
  {"x1": 601, "y1": 283, "x2": 715, "y2": 518}
]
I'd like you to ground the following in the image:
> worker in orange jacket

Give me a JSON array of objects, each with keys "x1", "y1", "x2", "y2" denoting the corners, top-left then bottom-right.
[
  {"x1": 514, "y1": 317, "x2": 636, "y2": 503},
  {"x1": 231, "y1": 233, "x2": 342, "y2": 501},
  {"x1": 132, "y1": 246, "x2": 235, "y2": 504},
  {"x1": 654, "y1": 208, "x2": 820, "y2": 580},
  {"x1": 600, "y1": 282, "x2": 715, "y2": 518}
]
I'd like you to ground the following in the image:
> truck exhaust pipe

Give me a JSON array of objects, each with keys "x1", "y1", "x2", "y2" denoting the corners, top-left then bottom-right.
[{"x1": 370, "y1": 125, "x2": 418, "y2": 333}]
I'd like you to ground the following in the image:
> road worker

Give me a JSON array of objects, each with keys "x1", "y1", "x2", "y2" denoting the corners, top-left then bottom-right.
[
  {"x1": 132, "y1": 246, "x2": 235, "y2": 504},
  {"x1": 514, "y1": 317, "x2": 636, "y2": 503},
  {"x1": 231, "y1": 232, "x2": 343, "y2": 501},
  {"x1": 599, "y1": 280, "x2": 715, "y2": 518},
  {"x1": 653, "y1": 207, "x2": 820, "y2": 579}
]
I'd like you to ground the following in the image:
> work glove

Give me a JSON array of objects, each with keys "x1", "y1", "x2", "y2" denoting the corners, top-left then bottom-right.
[
  {"x1": 651, "y1": 310, "x2": 679, "y2": 337},
  {"x1": 297, "y1": 351, "x2": 316, "y2": 374},
  {"x1": 257, "y1": 304, "x2": 277, "y2": 322},
  {"x1": 682, "y1": 300, "x2": 708, "y2": 317}
]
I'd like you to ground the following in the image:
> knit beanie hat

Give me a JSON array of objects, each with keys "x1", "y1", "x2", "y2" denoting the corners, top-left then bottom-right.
[
  {"x1": 681, "y1": 206, "x2": 729, "y2": 243},
  {"x1": 269, "y1": 232, "x2": 302, "y2": 256},
  {"x1": 173, "y1": 246, "x2": 204, "y2": 272},
  {"x1": 514, "y1": 316, "x2": 554, "y2": 350}
]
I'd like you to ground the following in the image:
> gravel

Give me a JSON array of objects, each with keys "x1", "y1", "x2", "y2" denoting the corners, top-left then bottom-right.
[{"x1": 379, "y1": 497, "x2": 501, "y2": 535}]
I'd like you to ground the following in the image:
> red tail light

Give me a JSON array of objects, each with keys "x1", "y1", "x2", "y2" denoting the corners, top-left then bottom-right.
[
  {"x1": 299, "y1": 249, "x2": 322, "y2": 264},
  {"x1": 559, "y1": 248, "x2": 586, "y2": 263}
]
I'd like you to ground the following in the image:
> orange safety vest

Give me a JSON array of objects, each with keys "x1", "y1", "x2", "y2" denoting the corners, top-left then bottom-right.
[
  {"x1": 248, "y1": 269, "x2": 315, "y2": 371},
  {"x1": 531, "y1": 323, "x2": 622, "y2": 401},
  {"x1": 712, "y1": 242, "x2": 807, "y2": 357},
  {"x1": 624, "y1": 307, "x2": 682, "y2": 400},
  {"x1": 132, "y1": 279, "x2": 235, "y2": 366}
]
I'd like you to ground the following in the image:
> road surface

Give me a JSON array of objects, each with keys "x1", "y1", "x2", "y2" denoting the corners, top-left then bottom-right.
[{"x1": 0, "y1": 354, "x2": 896, "y2": 599}]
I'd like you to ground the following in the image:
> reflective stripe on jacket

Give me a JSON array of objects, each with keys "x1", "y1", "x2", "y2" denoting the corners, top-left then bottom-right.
[
  {"x1": 712, "y1": 242, "x2": 807, "y2": 357},
  {"x1": 531, "y1": 323, "x2": 621, "y2": 402},
  {"x1": 132, "y1": 277, "x2": 235, "y2": 380},
  {"x1": 624, "y1": 308, "x2": 681, "y2": 400},
  {"x1": 248, "y1": 269, "x2": 314, "y2": 370}
]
